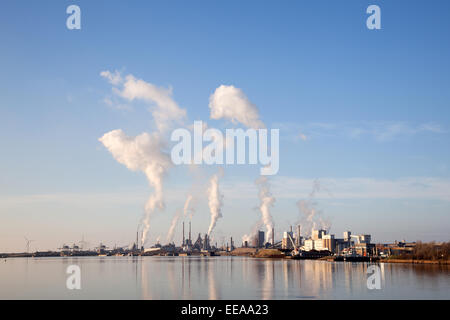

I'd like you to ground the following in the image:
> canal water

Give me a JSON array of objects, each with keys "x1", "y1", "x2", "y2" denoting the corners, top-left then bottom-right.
[{"x1": 0, "y1": 256, "x2": 448, "y2": 299}]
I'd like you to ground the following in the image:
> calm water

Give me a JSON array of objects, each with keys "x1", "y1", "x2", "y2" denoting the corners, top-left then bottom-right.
[{"x1": 0, "y1": 256, "x2": 448, "y2": 299}]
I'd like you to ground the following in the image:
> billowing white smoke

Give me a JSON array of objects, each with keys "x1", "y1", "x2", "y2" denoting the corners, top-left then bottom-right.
[
  {"x1": 99, "y1": 129, "x2": 171, "y2": 245},
  {"x1": 241, "y1": 221, "x2": 262, "y2": 244},
  {"x1": 296, "y1": 180, "x2": 331, "y2": 236},
  {"x1": 100, "y1": 71, "x2": 186, "y2": 246},
  {"x1": 256, "y1": 176, "x2": 275, "y2": 243},
  {"x1": 101, "y1": 71, "x2": 186, "y2": 133},
  {"x1": 209, "y1": 85, "x2": 275, "y2": 242},
  {"x1": 207, "y1": 170, "x2": 224, "y2": 236},
  {"x1": 241, "y1": 234, "x2": 251, "y2": 243},
  {"x1": 209, "y1": 85, "x2": 265, "y2": 129}
]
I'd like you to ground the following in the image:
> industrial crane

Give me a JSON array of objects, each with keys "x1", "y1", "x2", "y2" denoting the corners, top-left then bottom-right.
[{"x1": 287, "y1": 233, "x2": 300, "y2": 257}]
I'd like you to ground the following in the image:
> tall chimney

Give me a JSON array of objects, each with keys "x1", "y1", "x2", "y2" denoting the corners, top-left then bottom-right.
[
  {"x1": 189, "y1": 221, "x2": 192, "y2": 245},
  {"x1": 272, "y1": 227, "x2": 275, "y2": 248},
  {"x1": 182, "y1": 221, "x2": 185, "y2": 247}
]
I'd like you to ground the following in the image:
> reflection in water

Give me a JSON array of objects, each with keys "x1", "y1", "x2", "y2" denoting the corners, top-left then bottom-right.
[
  {"x1": 127, "y1": 257, "x2": 450, "y2": 300},
  {"x1": 0, "y1": 256, "x2": 448, "y2": 299},
  {"x1": 262, "y1": 260, "x2": 274, "y2": 300},
  {"x1": 207, "y1": 259, "x2": 219, "y2": 300}
]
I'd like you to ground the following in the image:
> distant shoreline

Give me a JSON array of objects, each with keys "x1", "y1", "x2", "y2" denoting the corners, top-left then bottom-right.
[
  {"x1": 379, "y1": 258, "x2": 450, "y2": 265},
  {"x1": 2, "y1": 253, "x2": 449, "y2": 265}
]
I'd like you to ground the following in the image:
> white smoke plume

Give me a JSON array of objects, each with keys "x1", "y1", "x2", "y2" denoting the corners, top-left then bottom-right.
[
  {"x1": 241, "y1": 234, "x2": 252, "y2": 243},
  {"x1": 242, "y1": 220, "x2": 263, "y2": 245},
  {"x1": 166, "y1": 208, "x2": 182, "y2": 244},
  {"x1": 296, "y1": 179, "x2": 331, "y2": 236},
  {"x1": 209, "y1": 84, "x2": 276, "y2": 242},
  {"x1": 256, "y1": 176, "x2": 275, "y2": 243},
  {"x1": 99, "y1": 130, "x2": 172, "y2": 245},
  {"x1": 101, "y1": 71, "x2": 186, "y2": 133},
  {"x1": 183, "y1": 194, "x2": 195, "y2": 219},
  {"x1": 209, "y1": 85, "x2": 265, "y2": 129},
  {"x1": 100, "y1": 71, "x2": 187, "y2": 246},
  {"x1": 207, "y1": 169, "x2": 224, "y2": 236},
  {"x1": 165, "y1": 194, "x2": 196, "y2": 244}
]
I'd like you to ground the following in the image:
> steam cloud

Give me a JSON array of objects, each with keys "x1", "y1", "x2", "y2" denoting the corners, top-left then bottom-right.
[
  {"x1": 256, "y1": 176, "x2": 275, "y2": 242},
  {"x1": 209, "y1": 85, "x2": 265, "y2": 129},
  {"x1": 166, "y1": 208, "x2": 182, "y2": 243},
  {"x1": 241, "y1": 221, "x2": 263, "y2": 244},
  {"x1": 209, "y1": 85, "x2": 275, "y2": 242},
  {"x1": 183, "y1": 194, "x2": 195, "y2": 219},
  {"x1": 166, "y1": 194, "x2": 197, "y2": 243},
  {"x1": 99, "y1": 130, "x2": 171, "y2": 245},
  {"x1": 99, "y1": 71, "x2": 186, "y2": 246},
  {"x1": 207, "y1": 170, "x2": 224, "y2": 236},
  {"x1": 296, "y1": 179, "x2": 331, "y2": 236}
]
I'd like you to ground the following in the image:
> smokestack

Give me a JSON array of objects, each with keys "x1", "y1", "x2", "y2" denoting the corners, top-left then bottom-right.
[
  {"x1": 255, "y1": 176, "x2": 275, "y2": 243},
  {"x1": 207, "y1": 170, "x2": 224, "y2": 236},
  {"x1": 189, "y1": 221, "x2": 191, "y2": 245},
  {"x1": 136, "y1": 231, "x2": 139, "y2": 250},
  {"x1": 290, "y1": 225, "x2": 293, "y2": 233},
  {"x1": 182, "y1": 221, "x2": 185, "y2": 246},
  {"x1": 203, "y1": 234, "x2": 209, "y2": 250},
  {"x1": 272, "y1": 227, "x2": 274, "y2": 248}
]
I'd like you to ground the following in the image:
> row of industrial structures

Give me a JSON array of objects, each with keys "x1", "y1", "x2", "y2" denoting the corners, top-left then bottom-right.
[
  {"x1": 2, "y1": 222, "x2": 418, "y2": 259},
  {"x1": 241, "y1": 226, "x2": 417, "y2": 258}
]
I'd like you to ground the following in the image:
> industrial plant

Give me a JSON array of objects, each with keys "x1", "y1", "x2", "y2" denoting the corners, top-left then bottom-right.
[{"x1": 2, "y1": 221, "x2": 434, "y2": 263}]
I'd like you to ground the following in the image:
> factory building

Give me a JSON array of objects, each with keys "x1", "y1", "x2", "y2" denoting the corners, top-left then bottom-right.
[
  {"x1": 282, "y1": 226, "x2": 304, "y2": 250},
  {"x1": 295, "y1": 225, "x2": 302, "y2": 247},
  {"x1": 343, "y1": 231, "x2": 352, "y2": 241},
  {"x1": 355, "y1": 242, "x2": 375, "y2": 256},
  {"x1": 335, "y1": 232, "x2": 373, "y2": 255},
  {"x1": 351, "y1": 234, "x2": 373, "y2": 256},
  {"x1": 303, "y1": 229, "x2": 336, "y2": 252},
  {"x1": 282, "y1": 231, "x2": 295, "y2": 249},
  {"x1": 322, "y1": 234, "x2": 335, "y2": 252},
  {"x1": 351, "y1": 234, "x2": 371, "y2": 244},
  {"x1": 203, "y1": 234, "x2": 210, "y2": 250},
  {"x1": 312, "y1": 229, "x2": 327, "y2": 240},
  {"x1": 252, "y1": 231, "x2": 265, "y2": 248},
  {"x1": 304, "y1": 239, "x2": 314, "y2": 251}
]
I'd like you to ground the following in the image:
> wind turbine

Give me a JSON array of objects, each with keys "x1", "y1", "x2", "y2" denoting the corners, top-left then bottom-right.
[{"x1": 24, "y1": 237, "x2": 35, "y2": 253}]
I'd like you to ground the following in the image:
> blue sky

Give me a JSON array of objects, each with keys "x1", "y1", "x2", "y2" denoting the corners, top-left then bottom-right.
[{"x1": 1, "y1": 1, "x2": 449, "y2": 251}]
